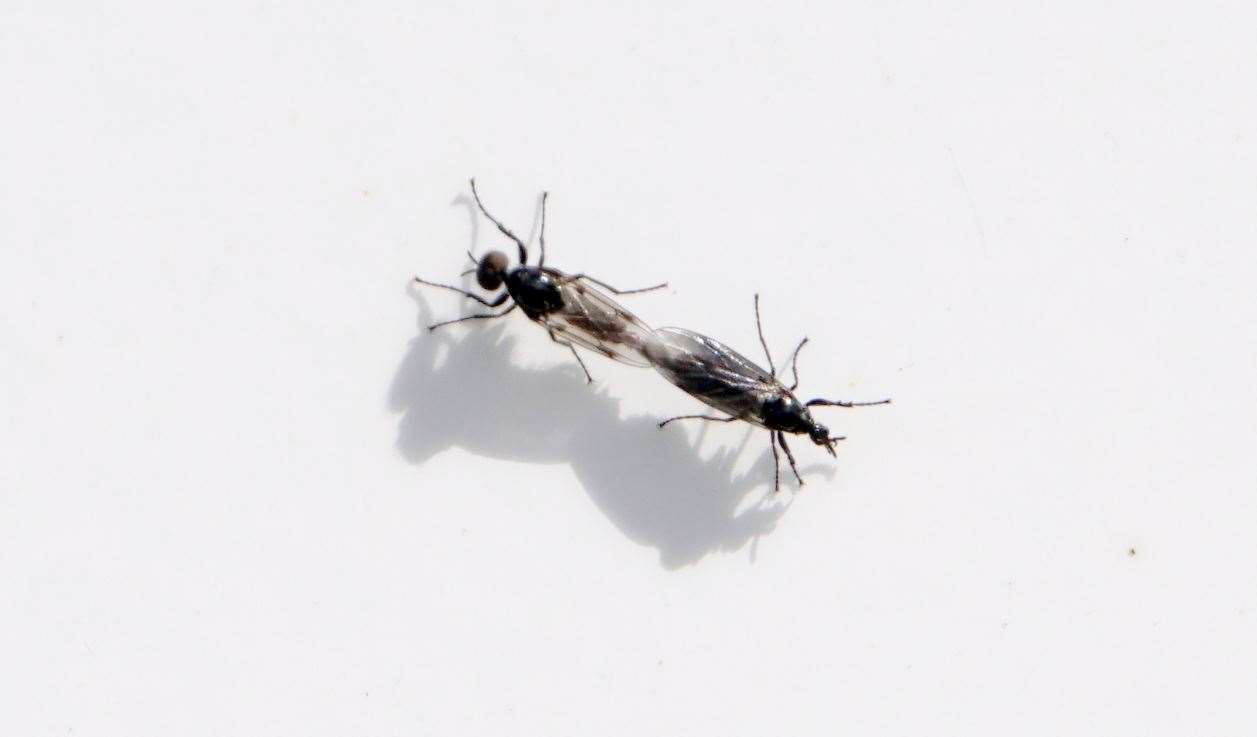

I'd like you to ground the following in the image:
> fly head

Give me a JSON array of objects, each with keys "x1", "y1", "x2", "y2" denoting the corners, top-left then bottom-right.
[
  {"x1": 476, "y1": 250, "x2": 510, "y2": 291},
  {"x1": 808, "y1": 422, "x2": 845, "y2": 456}
]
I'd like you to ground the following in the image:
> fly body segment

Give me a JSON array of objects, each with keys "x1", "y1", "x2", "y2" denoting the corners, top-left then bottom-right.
[
  {"x1": 413, "y1": 179, "x2": 667, "y2": 382},
  {"x1": 645, "y1": 295, "x2": 890, "y2": 492}
]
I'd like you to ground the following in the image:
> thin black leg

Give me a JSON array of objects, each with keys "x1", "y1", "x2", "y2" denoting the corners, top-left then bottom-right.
[
  {"x1": 469, "y1": 178, "x2": 528, "y2": 265},
  {"x1": 566, "y1": 345, "x2": 592, "y2": 383},
  {"x1": 777, "y1": 431, "x2": 804, "y2": 487},
  {"x1": 413, "y1": 277, "x2": 505, "y2": 308},
  {"x1": 656, "y1": 414, "x2": 739, "y2": 429},
  {"x1": 538, "y1": 191, "x2": 548, "y2": 268},
  {"x1": 806, "y1": 398, "x2": 892, "y2": 408},
  {"x1": 769, "y1": 431, "x2": 781, "y2": 493},
  {"x1": 560, "y1": 273, "x2": 667, "y2": 295},
  {"x1": 785, "y1": 337, "x2": 809, "y2": 390},
  {"x1": 547, "y1": 329, "x2": 594, "y2": 384},
  {"x1": 753, "y1": 294, "x2": 776, "y2": 375},
  {"x1": 429, "y1": 303, "x2": 517, "y2": 331}
]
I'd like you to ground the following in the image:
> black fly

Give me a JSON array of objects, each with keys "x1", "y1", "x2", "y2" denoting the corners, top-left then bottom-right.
[
  {"x1": 646, "y1": 294, "x2": 890, "y2": 492},
  {"x1": 414, "y1": 179, "x2": 667, "y2": 382}
]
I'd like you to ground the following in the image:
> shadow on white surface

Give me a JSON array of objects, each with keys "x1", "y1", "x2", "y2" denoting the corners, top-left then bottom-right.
[{"x1": 388, "y1": 291, "x2": 809, "y2": 568}]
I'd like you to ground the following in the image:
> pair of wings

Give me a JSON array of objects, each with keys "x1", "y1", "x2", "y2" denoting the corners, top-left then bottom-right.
[
  {"x1": 542, "y1": 278, "x2": 786, "y2": 427},
  {"x1": 644, "y1": 327, "x2": 782, "y2": 427},
  {"x1": 542, "y1": 277, "x2": 654, "y2": 367}
]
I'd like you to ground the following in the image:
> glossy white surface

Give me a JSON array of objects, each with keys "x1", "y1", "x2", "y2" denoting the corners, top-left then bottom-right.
[{"x1": 4, "y1": 3, "x2": 1255, "y2": 735}]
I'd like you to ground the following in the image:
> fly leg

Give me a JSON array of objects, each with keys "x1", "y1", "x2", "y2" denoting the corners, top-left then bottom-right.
[
  {"x1": 776, "y1": 431, "x2": 804, "y2": 488},
  {"x1": 753, "y1": 293, "x2": 777, "y2": 375},
  {"x1": 469, "y1": 178, "x2": 528, "y2": 265},
  {"x1": 806, "y1": 398, "x2": 892, "y2": 408},
  {"x1": 656, "y1": 414, "x2": 739, "y2": 429},
  {"x1": 783, "y1": 337, "x2": 809, "y2": 390},
  {"x1": 429, "y1": 302, "x2": 517, "y2": 331},
  {"x1": 769, "y1": 431, "x2": 781, "y2": 494},
  {"x1": 413, "y1": 277, "x2": 503, "y2": 307},
  {"x1": 538, "y1": 191, "x2": 548, "y2": 267},
  {"x1": 558, "y1": 273, "x2": 667, "y2": 295},
  {"x1": 547, "y1": 328, "x2": 595, "y2": 384}
]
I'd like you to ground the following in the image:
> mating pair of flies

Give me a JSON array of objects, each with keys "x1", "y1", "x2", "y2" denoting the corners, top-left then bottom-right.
[{"x1": 414, "y1": 180, "x2": 889, "y2": 492}]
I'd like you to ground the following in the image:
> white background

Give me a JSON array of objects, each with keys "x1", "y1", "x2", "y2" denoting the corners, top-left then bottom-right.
[{"x1": 3, "y1": 2, "x2": 1255, "y2": 735}]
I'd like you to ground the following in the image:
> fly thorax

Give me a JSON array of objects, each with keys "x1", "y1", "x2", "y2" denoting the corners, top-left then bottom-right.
[
  {"x1": 761, "y1": 394, "x2": 814, "y2": 433},
  {"x1": 505, "y1": 267, "x2": 564, "y2": 318}
]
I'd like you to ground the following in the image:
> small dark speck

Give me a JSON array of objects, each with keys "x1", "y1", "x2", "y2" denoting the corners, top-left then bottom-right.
[{"x1": 1127, "y1": 547, "x2": 1137, "y2": 557}]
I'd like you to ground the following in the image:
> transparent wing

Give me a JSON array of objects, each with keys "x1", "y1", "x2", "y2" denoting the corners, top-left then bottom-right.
[
  {"x1": 543, "y1": 278, "x2": 654, "y2": 367},
  {"x1": 644, "y1": 327, "x2": 779, "y2": 423}
]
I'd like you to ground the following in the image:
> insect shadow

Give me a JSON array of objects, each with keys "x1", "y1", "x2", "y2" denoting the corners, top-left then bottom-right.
[{"x1": 388, "y1": 288, "x2": 814, "y2": 569}]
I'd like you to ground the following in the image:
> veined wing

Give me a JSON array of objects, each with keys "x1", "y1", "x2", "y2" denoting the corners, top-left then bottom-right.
[
  {"x1": 644, "y1": 327, "x2": 780, "y2": 424},
  {"x1": 543, "y1": 278, "x2": 654, "y2": 366}
]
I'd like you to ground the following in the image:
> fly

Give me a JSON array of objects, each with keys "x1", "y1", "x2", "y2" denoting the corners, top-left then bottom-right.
[
  {"x1": 646, "y1": 294, "x2": 890, "y2": 492},
  {"x1": 414, "y1": 179, "x2": 667, "y2": 382}
]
